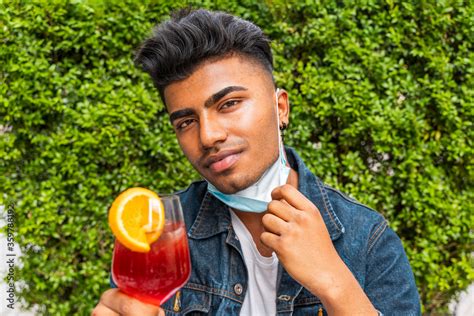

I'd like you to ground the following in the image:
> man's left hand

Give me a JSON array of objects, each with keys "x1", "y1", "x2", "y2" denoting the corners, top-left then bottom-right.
[
  {"x1": 260, "y1": 184, "x2": 377, "y2": 315},
  {"x1": 261, "y1": 184, "x2": 341, "y2": 297}
]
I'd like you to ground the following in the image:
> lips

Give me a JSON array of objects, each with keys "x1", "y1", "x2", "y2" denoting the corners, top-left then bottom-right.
[{"x1": 205, "y1": 150, "x2": 242, "y2": 173}]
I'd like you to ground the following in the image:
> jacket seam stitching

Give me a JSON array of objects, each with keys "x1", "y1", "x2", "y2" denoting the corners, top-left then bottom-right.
[
  {"x1": 187, "y1": 193, "x2": 211, "y2": 237},
  {"x1": 293, "y1": 298, "x2": 322, "y2": 306},
  {"x1": 184, "y1": 282, "x2": 244, "y2": 303},
  {"x1": 316, "y1": 179, "x2": 341, "y2": 232},
  {"x1": 367, "y1": 220, "x2": 388, "y2": 253},
  {"x1": 163, "y1": 303, "x2": 208, "y2": 314},
  {"x1": 323, "y1": 184, "x2": 375, "y2": 212},
  {"x1": 316, "y1": 179, "x2": 343, "y2": 236}
]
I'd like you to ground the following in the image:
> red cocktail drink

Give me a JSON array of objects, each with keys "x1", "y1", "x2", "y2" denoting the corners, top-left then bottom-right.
[{"x1": 112, "y1": 222, "x2": 191, "y2": 306}]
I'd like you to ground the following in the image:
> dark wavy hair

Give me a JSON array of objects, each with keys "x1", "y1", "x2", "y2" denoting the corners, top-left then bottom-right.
[{"x1": 134, "y1": 8, "x2": 274, "y2": 102}]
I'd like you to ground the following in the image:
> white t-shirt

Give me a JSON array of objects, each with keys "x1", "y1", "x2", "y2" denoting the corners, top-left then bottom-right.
[{"x1": 230, "y1": 210, "x2": 279, "y2": 316}]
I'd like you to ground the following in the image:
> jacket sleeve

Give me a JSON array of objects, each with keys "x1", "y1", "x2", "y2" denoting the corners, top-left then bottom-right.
[{"x1": 364, "y1": 220, "x2": 421, "y2": 316}]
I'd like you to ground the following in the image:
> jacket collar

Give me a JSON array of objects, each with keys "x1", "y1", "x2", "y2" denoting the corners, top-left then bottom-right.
[{"x1": 188, "y1": 147, "x2": 345, "y2": 240}]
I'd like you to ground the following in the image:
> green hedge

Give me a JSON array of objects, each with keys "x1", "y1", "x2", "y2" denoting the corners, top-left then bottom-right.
[{"x1": 1, "y1": 0, "x2": 473, "y2": 314}]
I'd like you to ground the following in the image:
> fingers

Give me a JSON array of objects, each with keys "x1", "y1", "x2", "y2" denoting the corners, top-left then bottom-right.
[
  {"x1": 98, "y1": 289, "x2": 160, "y2": 316},
  {"x1": 260, "y1": 231, "x2": 280, "y2": 251},
  {"x1": 91, "y1": 302, "x2": 165, "y2": 316},
  {"x1": 267, "y1": 200, "x2": 293, "y2": 222},
  {"x1": 271, "y1": 184, "x2": 318, "y2": 213},
  {"x1": 91, "y1": 303, "x2": 119, "y2": 316},
  {"x1": 262, "y1": 212, "x2": 288, "y2": 235},
  {"x1": 98, "y1": 289, "x2": 125, "y2": 313}
]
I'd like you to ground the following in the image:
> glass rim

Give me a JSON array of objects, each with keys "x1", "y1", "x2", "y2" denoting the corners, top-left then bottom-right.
[{"x1": 154, "y1": 193, "x2": 180, "y2": 200}]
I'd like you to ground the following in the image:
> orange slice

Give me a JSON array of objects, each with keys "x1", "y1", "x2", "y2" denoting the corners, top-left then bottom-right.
[{"x1": 108, "y1": 188, "x2": 165, "y2": 252}]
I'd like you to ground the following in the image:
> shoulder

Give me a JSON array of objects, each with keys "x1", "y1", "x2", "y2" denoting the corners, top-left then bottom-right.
[
  {"x1": 323, "y1": 184, "x2": 420, "y2": 312},
  {"x1": 323, "y1": 183, "x2": 383, "y2": 222},
  {"x1": 322, "y1": 183, "x2": 389, "y2": 251}
]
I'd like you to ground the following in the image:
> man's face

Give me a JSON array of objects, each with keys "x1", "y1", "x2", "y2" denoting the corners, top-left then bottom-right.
[{"x1": 164, "y1": 55, "x2": 288, "y2": 194}]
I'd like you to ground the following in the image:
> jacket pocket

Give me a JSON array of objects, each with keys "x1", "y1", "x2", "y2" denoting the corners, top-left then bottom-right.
[
  {"x1": 162, "y1": 286, "x2": 211, "y2": 315},
  {"x1": 293, "y1": 294, "x2": 326, "y2": 316}
]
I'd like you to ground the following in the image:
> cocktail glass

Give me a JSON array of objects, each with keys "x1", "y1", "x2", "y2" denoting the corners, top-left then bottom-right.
[{"x1": 111, "y1": 194, "x2": 191, "y2": 306}]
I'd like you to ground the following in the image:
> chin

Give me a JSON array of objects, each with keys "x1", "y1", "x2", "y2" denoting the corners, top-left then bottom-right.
[
  {"x1": 207, "y1": 180, "x2": 241, "y2": 194},
  {"x1": 211, "y1": 173, "x2": 258, "y2": 194},
  {"x1": 216, "y1": 186, "x2": 240, "y2": 195}
]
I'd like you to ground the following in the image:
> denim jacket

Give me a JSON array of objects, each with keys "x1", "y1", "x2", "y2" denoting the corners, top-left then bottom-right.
[{"x1": 113, "y1": 147, "x2": 421, "y2": 315}]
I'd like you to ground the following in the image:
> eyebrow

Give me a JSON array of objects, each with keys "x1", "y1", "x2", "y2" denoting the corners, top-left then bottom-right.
[
  {"x1": 169, "y1": 85, "x2": 248, "y2": 124},
  {"x1": 204, "y1": 85, "x2": 247, "y2": 108},
  {"x1": 169, "y1": 108, "x2": 195, "y2": 124}
]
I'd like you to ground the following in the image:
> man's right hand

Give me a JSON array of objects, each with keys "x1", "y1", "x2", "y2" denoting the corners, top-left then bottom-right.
[{"x1": 91, "y1": 289, "x2": 165, "y2": 316}]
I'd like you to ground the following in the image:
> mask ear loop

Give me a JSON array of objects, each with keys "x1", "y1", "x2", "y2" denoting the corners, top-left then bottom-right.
[
  {"x1": 275, "y1": 88, "x2": 281, "y2": 142},
  {"x1": 275, "y1": 88, "x2": 287, "y2": 166}
]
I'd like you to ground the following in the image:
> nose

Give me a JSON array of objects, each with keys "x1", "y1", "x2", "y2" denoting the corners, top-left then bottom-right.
[{"x1": 199, "y1": 115, "x2": 227, "y2": 150}]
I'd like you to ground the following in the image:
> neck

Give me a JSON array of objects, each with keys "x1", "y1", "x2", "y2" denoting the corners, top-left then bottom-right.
[{"x1": 233, "y1": 167, "x2": 299, "y2": 257}]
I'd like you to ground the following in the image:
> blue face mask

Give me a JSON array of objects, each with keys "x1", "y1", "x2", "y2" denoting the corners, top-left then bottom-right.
[{"x1": 207, "y1": 89, "x2": 291, "y2": 213}]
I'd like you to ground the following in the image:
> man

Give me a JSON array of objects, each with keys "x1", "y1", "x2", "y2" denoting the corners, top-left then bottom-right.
[{"x1": 93, "y1": 8, "x2": 420, "y2": 315}]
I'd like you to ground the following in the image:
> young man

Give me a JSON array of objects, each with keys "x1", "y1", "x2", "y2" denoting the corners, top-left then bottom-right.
[{"x1": 93, "y1": 9, "x2": 420, "y2": 316}]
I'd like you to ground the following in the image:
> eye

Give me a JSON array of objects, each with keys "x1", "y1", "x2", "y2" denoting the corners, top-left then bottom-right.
[
  {"x1": 220, "y1": 99, "x2": 239, "y2": 110},
  {"x1": 175, "y1": 119, "x2": 195, "y2": 131}
]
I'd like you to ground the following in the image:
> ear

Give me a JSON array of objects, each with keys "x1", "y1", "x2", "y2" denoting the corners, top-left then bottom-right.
[{"x1": 276, "y1": 89, "x2": 290, "y2": 127}]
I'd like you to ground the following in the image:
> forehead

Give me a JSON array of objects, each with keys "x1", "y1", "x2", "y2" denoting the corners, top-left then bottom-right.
[{"x1": 163, "y1": 55, "x2": 274, "y2": 109}]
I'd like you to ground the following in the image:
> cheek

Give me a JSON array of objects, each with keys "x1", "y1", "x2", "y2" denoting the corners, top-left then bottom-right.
[
  {"x1": 239, "y1": 104, "x2": 279, "y2": 142},
  {"x1": 176, "y1": 133, "x2": 199, "y2": 165}
]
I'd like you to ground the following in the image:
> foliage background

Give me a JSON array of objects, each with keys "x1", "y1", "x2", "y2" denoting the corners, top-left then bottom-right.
[{"x1": 1, "y1": 0, "x2": 473, "y2": 314}]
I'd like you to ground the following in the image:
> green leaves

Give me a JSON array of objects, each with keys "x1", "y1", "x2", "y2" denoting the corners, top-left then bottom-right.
[
  {"x1": 273, "y1": 1, "x2": 473, "y2": 313},
  {"x1": 1, "y1": 0, "x2": 473, "y2": 314}
]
